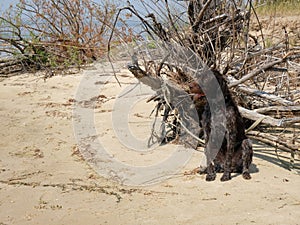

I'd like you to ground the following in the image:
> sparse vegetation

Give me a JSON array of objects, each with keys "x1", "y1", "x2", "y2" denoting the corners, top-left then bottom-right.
[
  {"x1": 0, "y1": 0, "x2": 117, "y2": 76},
  {"x1": 255, "y1": 0, "x2": 300, "y2": 16}
]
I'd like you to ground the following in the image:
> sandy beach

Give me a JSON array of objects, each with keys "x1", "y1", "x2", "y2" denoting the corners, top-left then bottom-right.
[{"x1": 0, "y1": 62, "x2": 299, "y2": 225}]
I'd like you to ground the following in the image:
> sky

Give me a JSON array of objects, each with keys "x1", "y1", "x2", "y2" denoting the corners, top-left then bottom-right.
[
  {"x1": 0, "y1": 0, "x2": 188, "y2": 27},
  {"x1": 0, "y1": 0, "x2": 18, "y2": 12},
  {"x1": 0, "y1": 0, "x2": 187, "y2": 13}
]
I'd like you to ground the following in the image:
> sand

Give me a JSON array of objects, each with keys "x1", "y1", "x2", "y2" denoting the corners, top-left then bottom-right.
[{"x1": 0, "y1": 62, "x2": 299, "y2": 225}]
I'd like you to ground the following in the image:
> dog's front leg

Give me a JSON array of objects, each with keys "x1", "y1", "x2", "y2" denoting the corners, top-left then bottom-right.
[
  {"x1": 220, "y1": 149, "x2": 232, "y2": 181},
  {"x1": 204, "y1": 142, "x2": 217, "y2": 181},
  {"x1": 205, "y1": 162, "x2": 216, "y2": 181},
  {"x1": 220, "y1": 133, "x2": 234, "y2": 182},
  {"x1": 241, "y1": 139, "x2": 253, "y2": 179}
]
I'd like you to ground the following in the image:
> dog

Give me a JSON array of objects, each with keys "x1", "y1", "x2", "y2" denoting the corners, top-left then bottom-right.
[{"x1": 190, "y1": 70, "x2": 253, "y2": 181}]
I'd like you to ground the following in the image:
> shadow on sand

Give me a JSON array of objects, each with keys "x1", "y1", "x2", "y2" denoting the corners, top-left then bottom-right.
[{"x1": 252, "y1": 140, "x2": 300, "y2": 174}]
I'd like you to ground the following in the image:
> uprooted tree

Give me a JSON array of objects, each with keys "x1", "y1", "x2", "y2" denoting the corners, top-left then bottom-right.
[{"x1": 109, "y1": 0, "x2": 300, "y2": 169}]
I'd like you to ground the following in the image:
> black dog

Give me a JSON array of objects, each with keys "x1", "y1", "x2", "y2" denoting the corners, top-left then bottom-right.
[{"x1": 191, "y1": 70, "x2": 253, "y2": 181}]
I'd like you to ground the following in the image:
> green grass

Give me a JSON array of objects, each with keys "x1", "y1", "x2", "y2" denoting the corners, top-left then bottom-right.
[{"x1": 255, "y1": 0, "x2": 300, "y2": 16}]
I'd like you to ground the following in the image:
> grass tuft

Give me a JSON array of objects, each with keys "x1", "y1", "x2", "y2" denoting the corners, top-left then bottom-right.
[{"x1": 255, "y1": 0, "x2": 300, "y2": 16}]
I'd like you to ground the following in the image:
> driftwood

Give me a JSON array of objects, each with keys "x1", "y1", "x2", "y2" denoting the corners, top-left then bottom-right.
[
  {"x1": 108, "y1": 0, "x2": 300, "y2": 161},
  {"x1": 247, "y1": 131, "x2": 298, "y2": 152},
  {"x1": 229, "y1": 58, "x2": 285, "y2": 88},
  {"x1": 0, "y1": 57, "x2": 26, "y2": 75},
  {"x1": 239, "y1": 107, "x2": 300, "y2": 127},
  {"x1": 254, "y1": 106, "x2": 300, "y2": 114},
  {"x1": 227, "y1": 76, "x2": 295, "y2": 106},
  {"x1": 128, "y1": 57, "x2": 202, "y2": 148}
]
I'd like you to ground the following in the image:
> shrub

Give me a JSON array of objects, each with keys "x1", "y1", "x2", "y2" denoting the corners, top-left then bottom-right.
[{"x1": 0, "y1": 0, "x2": 117, "y2": 73}]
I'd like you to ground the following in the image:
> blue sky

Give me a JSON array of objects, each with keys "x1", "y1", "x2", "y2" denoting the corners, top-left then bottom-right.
[
  {"x1": 0, "y1": 0, "x2": 18, "y2": 12},
  {"x1": 0, "y1": 0, "x2": 186, "y2": 13},
  {"x1": 0, "y1": 0, "x2": 188, "y2": 25}
]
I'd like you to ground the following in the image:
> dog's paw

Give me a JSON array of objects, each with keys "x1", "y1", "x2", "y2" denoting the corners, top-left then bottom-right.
[
  {"x1": 205, "y1": 173, "x2": 216, "y2": 181},
  {"x1": 220, "y1": 173, "x2": 231, "y2": 182},
  {"x1": 242, "y1": 172, "x2": 251, "y2": 180}
]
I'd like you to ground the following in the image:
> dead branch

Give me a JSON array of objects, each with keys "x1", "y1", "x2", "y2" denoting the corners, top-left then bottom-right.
[
  {"x1": 0, "y1": 0, "x2": 116, "y2": 76},
  {"x1": 109, "y1": 0, "x2": 300, "y2": 159},
  {"x1": 229, "y1": 58, "x2": 284, "y2": 88},
  {"x1": 239, "y1": 106, "x2": 300, "y2": 127},
  {"x1": 227, "y1": 75, "x2": 294, "y2": 106},
  {"x1": 254, "y1": 106, "x2": 300, "y2": 114},
  {"x1": 247, "y1": 130, "x2": 298, "y2": 152},
  {"x1": 128, "y1": 63, "x2": 200, "y2": 148}
]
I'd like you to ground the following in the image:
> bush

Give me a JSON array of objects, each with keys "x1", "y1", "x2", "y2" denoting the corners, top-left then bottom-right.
[{"x1": 0, "y1": 0, "x2": 117, "y2": 74}]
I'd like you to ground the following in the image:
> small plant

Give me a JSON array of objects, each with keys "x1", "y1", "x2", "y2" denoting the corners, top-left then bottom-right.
[{"x1": 265, "y1": 37, "x2": 274, "y2": 48}]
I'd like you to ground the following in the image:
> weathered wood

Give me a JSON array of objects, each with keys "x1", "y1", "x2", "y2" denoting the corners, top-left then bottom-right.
[
  {"x1": 239, "y1": 106, "x2": 300, "y2": 128},
  {"x1": 0, "y1": 57, "x2": 17, "y2": 63},
  {"x1": 229, "y1": 58, "x2": 284, "y2": 88},
  {"x1": 254, "y1": 105, "x2": 300, "y2": 114},
  {"x1": 247, "y1": 130, "x2": 299, "y2": 152},
  {"x1": 229, "y1": 51, "x2": 300, "y2": 88},
  {"x1": 191, "y1": 0, "x2": 214, "y2": 31},
  {"x1": 127, "y1": 65, "x2": 162, "y2": 91},
  {"x1": 228, "y1": 76, "x2": 294, "y2": 106},
  {"x1": 248, "y1": 133, "x2": 293, "y2": 153},
  {"x1": 0, "y1": 59, "x2": 24, "y2": 75},
  {"x1": 239, "y1": 106, "x2": 282, "y2": 127},
  {"x1": 128, "y1": 64, "x2": 200, "y2": 148},
  {"x1": 114, "y1": 1, "x2": 300, "y2": 159}
]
